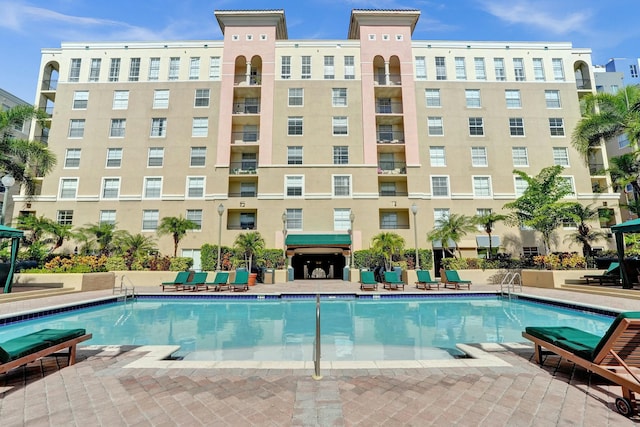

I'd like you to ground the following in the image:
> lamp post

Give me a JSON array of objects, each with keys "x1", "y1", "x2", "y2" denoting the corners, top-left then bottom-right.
[
  {"x1": 281, "y1": 211, "x2": 288, "y2": 265},
  {"x1": 349, "y1": 211, "x2": 355, "y2": 269},
  {"x1": 216, "y1": 203, "x2": 224, "y2": 271},
  {"x1": 1, "y1": 175, "x2": 15, "y2": 226},
  {"x1": 411, "y1": 203, "x2": 419, "y2": 270}
]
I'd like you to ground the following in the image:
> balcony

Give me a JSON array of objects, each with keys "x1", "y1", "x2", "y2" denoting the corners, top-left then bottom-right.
[
  {"x1": 39, "y1": 106, "x2": 54, "y2": 117},
  {"x1": 231, "y1": 131, "x2": 260, "y2": 144},
  {"x1": 376, "y1": 131, "x2": 405, "y2": 144},
  {"x1": 589, "y1": 163, "x2": 605, "y2": 175},
  {"x1": 234, "y1": 73, "x2": 262, "y2": 86},
  {"x1": 380, "y1": 223, "x2": 410, "y2": 230},
  {"x1": 377, "y1": 161, "x2": 406, "y2": 175},
  {"x1": 379, "y1": 190, "x2": 408, "y2": 197},
  {"x1": 233, "y1": 101, "x2": 261, "y2": 115},
  {"x1": 230, "y1": 161, "x2": 258, "y2": 175},
  {"x1": 229, "y1": 191, "x2": 257, "y2": 197},
  {"x1": 374, "y1": 74, "x2": 402, "y2": 86},
  {"x1": 576, "y1": 78, "x2": 592, "y2": 90},
  {"x1": 41, "y1": 79, "x2": 57, "y2": 91},
  {"x1": 375, "y1": 101, "x2": 403, "y2": 114}
]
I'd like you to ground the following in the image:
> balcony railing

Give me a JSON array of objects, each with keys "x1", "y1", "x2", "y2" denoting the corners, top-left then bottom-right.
[
  {"x1": 234, "y1": 74, "x2": 262, "y2": 86},
  {"x1": 230, "y1": 161, "x2": 258, "y2": 175},
  {"x1": 231, "y1": 131, "x2": 260, "y2": 143},
  {"x1": 375, "y1": 101, "x2": 403, "y2": 114},
  {"x1": 377, "y1": 132, "x2": 405, "y2": 144},
  {"x1": 374, "y1": 74, "x2": 402, "y2": 86},
  {"x1": 380, "y1": 223, "x2": 410, "y2": 230},
  {"x1": 228, "y1": 222, "x2": 257, "y2": 230},
  {"x1": 379, "y1": 191, "x2": 408, "y2": 197},
  {"x1": 39, "y1": 106, "x2": 54, "y2": 117},
  {"x1": 576, "y1": 78, "x2": 592, "y2": 90},
  {"x1": 34, "y1": 135, "x2": 49, "y2": 144},
  {"x1": 589, "y1": 163, "x2": 605, "y2": 175},
  {"x1": 41, "y1": 79, "x2": 58, "y2": 91},
  {"x1": 233, "y1": 102, "x2": 261, "y2": 114},
  {"x1": 377, "y1": 161, "x2": 406, "y2": 175},
  {"x1": 229, "y1": 191, "x2": 257, "y2": 197}
]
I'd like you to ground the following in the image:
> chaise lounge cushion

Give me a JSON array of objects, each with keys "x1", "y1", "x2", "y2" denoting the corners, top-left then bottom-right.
[{"x1": 0, "y1": 328, "x2": 87, "y2": 363}]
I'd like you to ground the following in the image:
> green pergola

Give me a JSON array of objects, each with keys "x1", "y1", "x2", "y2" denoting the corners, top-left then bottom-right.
[
  {"x1": 610, "y1": 218, "x2": 640, "y2": 289},
  {"x1": 1, "y1": 224, "x2": 23, "y2": 294}
]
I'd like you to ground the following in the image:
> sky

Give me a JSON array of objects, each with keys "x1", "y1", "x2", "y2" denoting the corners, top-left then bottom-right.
[{"x1": 1, "y1": 0, "x2": 639, "y2": 102}]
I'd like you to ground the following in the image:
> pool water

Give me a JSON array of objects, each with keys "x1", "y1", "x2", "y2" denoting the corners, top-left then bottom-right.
[{"x1": 0, "y1": 296, "x2": 614, "y2": 361}]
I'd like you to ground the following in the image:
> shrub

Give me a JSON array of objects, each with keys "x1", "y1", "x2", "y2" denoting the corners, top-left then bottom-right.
[
  {"x1": 533, "y1": 253, "x2": 586, "y2": 270},
  {"x1": 169, "y1": 257, "x2": 193, "y2": 271},
  {"x1": 43, "y1": 255, "x2": 108, "y2": 273},
  {"x1": 105, "y1": 256, "x2": 127, "y2": 271}
]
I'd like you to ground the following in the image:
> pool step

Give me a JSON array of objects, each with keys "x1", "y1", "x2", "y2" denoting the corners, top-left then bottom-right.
[
  {"x1": 560, "y1": 284, "x2": 640, "y2": 300},
  {"x1": 0, "y1": 288, "x2": 78, "y2": 304}
]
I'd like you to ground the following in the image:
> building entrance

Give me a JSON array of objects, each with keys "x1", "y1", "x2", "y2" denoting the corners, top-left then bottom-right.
[{"x1": 291, "y1": 254, "x2": 346, "y2": 280}]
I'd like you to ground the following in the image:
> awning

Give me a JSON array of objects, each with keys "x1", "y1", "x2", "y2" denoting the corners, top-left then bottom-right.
[
  {"x1": 285, "y1": 234, "x2": 351, "y2": 246},
  {"x1": 432, "y1": 238, "x2": 456, "y2": 249},
  {"x1": 476, "y1": 235, "x2": 501, "y2": 248}
]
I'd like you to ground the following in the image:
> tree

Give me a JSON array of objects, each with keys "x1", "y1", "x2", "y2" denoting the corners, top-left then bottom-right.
[
  {"x1": 233, "y1": 231, "x2": 265, "y2": 272},
  {"x1": 0, "y1": 105, "x2": 56, "y2": 196},
  {"x1": 427, "y1": 213, "x2": 476, "y2": 258},
  {"x1": 563, "y1": 203, "x2": 608, "y2": 258},
  {"x1": 76, "y1": 222, "x2": 121, "y2": 256},
  {"x1": 114, "y1": 231, "x2": 157, "y2": 258},
  {"x1": 474, "y1": 211, "x2": 507, "y2": 259},
  {"x1": 371, "y1": 232, "x2": 405, "y2": 269},
  {"x1": 157, "y1": 216, "x2": 198, "y2": 257},
  {"x1": 504, "y1": 166, "x2": 574, "y2": 254},
  {"x1": 607, "y1": 152, "x2": 640, "y2": 198},
  {"x1": 42, "y1": 221, "x2": 75, "y2": 253}
]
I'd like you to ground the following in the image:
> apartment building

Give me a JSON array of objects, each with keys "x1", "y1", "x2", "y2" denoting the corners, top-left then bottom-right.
[{"x1": 21, "y1": 9, "x2": 618, "y2": 275}]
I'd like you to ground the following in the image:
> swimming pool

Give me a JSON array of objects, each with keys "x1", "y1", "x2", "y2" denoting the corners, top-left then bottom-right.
[{"x1": 0, "y1": 295, "x2": 615, "y2": 361}]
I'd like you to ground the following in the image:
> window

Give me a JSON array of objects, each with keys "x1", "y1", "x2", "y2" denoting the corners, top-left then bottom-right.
[
  {"x1": 113, "y1": 90, "x2": 129, "y2": 109},
  {"x1": 333, "y1": 146, "x2": 349, "y2": 164},
  {"x1": 425, "y1": 89, "x2": 441, "y2": 107},
  {"x1": 332, "y1": 117, "x2": 348, "y2": 135},
  {"x1": 431, "y1": 176, "x2": 450, "y2": 197},
  {"x1": 435, "y1": 57, "x2": 447, "y2": 80},
  {"x1": 102, "y1": 178, "x2": 120, "y2": 199},
  {"x1": 473, "y1": 176, "x2": 492, "y2": 197},
  {"x1": 168, "y1": 57, "x2": 180, "y2": 80},
  {"x1": 109, "y1": 119, "x2": 126, "y2": 138},
  {"x1": 285, "y1": 208, "x2": 302, "y2": 230},
  {"x1": 505, "y1": 90, "x2": 521, "y2": 108},
  {"x1": 287, "y1": 146, "x2": 303, "y2": 165},
  {"x1": 194, "y1": 89, "x2": 210, "y2": 107},
  {"x1": 509, "y1": 118, "x2": 525, "y2": 136},
  {"x1": 106, "y1": 148, "x2": 123, "y2": 168},
  {"x1": 191, "y1": 118, "x2": 208, "y2": 137},
  {"x1": 241, "y1": 153, "x2": 257, "y2": 171},
  {"x1": 108, "y1": 58, "x2": 120, "y2": 82},
  {"x1": 380, "y1": 182, "x2": 396, "y2": 196},
  {"x1": 523, "y1": 247, "x2": 539, "y2": 256},
  {"x1": 68, "y1": 119, "x2": 85, "y2": 138},
  {"x1": 434, "y1": 208, "x2": 450, "y2": 224},
  {"x1": 148, "y1": 147, "x2": 164, "y2": 167},
  {"x1": 344, "y1": 56, "x2": 355, "y2": 79},
  {"x1": 493, "y1": 58, "x2": 506, "y2": 81},
  {"x1": 144, "y1": 177, "x2": 162, "y2": 199},
  {"x1": 151, "y1": 118, "x2": 167, "y2": 137},
  {"x1": 89, "y1": 58, "x2": 101, "y2": 82},
  {"x1": 209, "y1": 56, "x2": 221, "y2": 80},
  {"x1": 288, "y1": 88, "x2": 303, "y2": 106},
  {"x1": 512, "y1": 147, "x2": 529, "y2": 166},
  {"x1": 428, "y1": 117, "x2": 444, "y2": 136},
  {"x1": 474, "y1": 57, "x2": 486, "y2": 80},
  {"x1": 549, "y1": 118, "x2": 565, "y2": 136},
  {"x1": 333, "y1": 175, "x2": 351, "y2": 197},
  {"x1": 148, "y1": 57, "x2": 160, "y2": 81},
  {"x1": 469, "y1": 117, "x2": 484, "y2": 136},
  {"x1": 561, "y1": 176, "x2": 575, "y2": 196},
  {"x1": 288, "y1": 117, "x2": 303, "y2": 135},
  {"x1": 301, "y1": 56, "x2": 311, "y2": 79},
  {"x1": 545, "y1": 90, "x2": 561, "y2": 108},
  {"x1": 190, "y1": 147, "x2": 206, "y2": 167},
  {"x1": 242, "y1": 125, "x2": 258, "y2": 142},
  {"x1": 455, "y1": 57, "x2": 467, "y2": 80},
  {"x1": 381, "y1": 213, "x2": 398, "y2": 229},
  {"x1": 415, "y1": 56, "x2": 427, "y2": 80},
  {"x1": 187, "y1": 177, "x2": 204, "y2": 198},
  {"x1": 281, "y1": 56, "x2": 291, "y2": 79},
  {"x1": 189, "y1": 57, "x2": 200, "y2": 80},
  {"x1": 619, "y1": 134, "x2": 630, "y2": 149},
  {"x1": 57, "y1": 210, "x2": 73, "y2": 225},
  {"x1": 611, "y1": 85, "x2": 619, "y2": 94},
  {"x1": 72, "y1": 91, "x2": 89, "y2": 109},
  {"x1": 465, "y1": 89, "x2": 481, "y2": 108},
  {"x1": 513, "y1": 58, "x2": 525, "y2": 81},
  {"x1": 334, "y1": 209, "x2": 352, "y2": 230},
  {"x1": 532, "y1": 58, "x2": 545, "y2": 81},
  {"x1": 153, "y1": 90, "x2": 169, "y2": 108},
  {"x1": 553, "y1": 147, "x2": 569, "y2": 166},
  {"x1": 631, "y1": 64, "x2": 639, "y2": 79},
  {"x1": 552, "y1": 58, "x2": 565, "y2": 81},
  {"x1": 471, "y1": 147, "x2": 488, "y2": 167},
  {"x1": 69, "y1": 58, "x2": 81, "y2": 82},
  {"x1": 142, "y1": 210, "x2": 159, "y2": 231},
  {"x1": 378, "y1": 125, "x2": 393, "y2": 142},
  {"x1": 240, "y1": 212, "x2": 256, "y2": 230},
  {"x1": 128, "y1": 58, "x2": 140, "y2": 81},
  {"x1": 324, "y1": 56, "x2": 334, "y2": 79},
  {"x1": 332, "y1": 88, "x2": 347, "y2": 106},
  {"x1": 376, "y1": 98, "x2": 391, "y2": 114},
  {"x1": 429, "y1": 146, "x2": 446, "y2": 167},
  {"x1": 240, "y1": 182, "x2": 256, "y2": 197},
  {"x1": 100, "y1": 210, "x2": 116, "y2": 225},
  {"x1": 64, "y1": 149, "x2": 81, "y2": 168},
  {"x1": 186, "y1": 210, "x2": 202, "y2": 230},
  {"x1": 514, "y1": 176, "x2": 528, "y2": 196},
  {"x1": 60, "y1": 179, "x2": 78, "y2": 199},
  {"x1": 286, "y1": 175, "x2": 303, "y2": 197}
]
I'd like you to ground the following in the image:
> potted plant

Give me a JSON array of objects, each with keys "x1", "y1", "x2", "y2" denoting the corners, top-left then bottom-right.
[{"x1": 233, "y1": 231, "x2": 265, "y2": 286}]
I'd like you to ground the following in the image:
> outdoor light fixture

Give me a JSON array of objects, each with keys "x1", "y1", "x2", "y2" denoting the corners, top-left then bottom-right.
[
  {"x1": 411, "y1": 203, "x2": 419, "y2": 270},
  {"x1": 1, "y1": 175, "x2": 16, "y2": 226},
  {"x1": 282, "y1": 211, "x2": 288, "y2": 262},
  {"x1": 216, "y1": 203, "x2": 224, "y2": 271},
  {"x1": 349, "y1": 211, "x2": 355, "y2": 269}
]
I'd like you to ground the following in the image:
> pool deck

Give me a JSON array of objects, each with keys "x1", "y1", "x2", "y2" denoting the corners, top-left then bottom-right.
[{"x1": 1, "y1": 280, "x2": 639, "y2": 426}]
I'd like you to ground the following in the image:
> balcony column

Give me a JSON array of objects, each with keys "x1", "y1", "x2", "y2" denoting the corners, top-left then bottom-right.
[
  {"x1": 384, "y1": 61, "x2": 390, "y2": 86},
  {"x1": 246, "y1": 61, "x2": 252, "y2": 85}
]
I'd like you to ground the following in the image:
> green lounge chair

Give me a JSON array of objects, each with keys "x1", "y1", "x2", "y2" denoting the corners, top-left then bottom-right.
[
  {"x1": 415, "y1": 270, "x2": 440, "y2": 290},
  {"x1": 229, "y1": 270, "x2": 250, "y2": 292},
  {"x1": 581, "y1": 262, "x2": 621, "y2": 285},
  {"x1": 0, "y1": 329, "x2": 92, "y2": 375},
  {"x1": 206, "y1": 272, "x2": 230, "y2": 291},
  {"x1": 443, "y1": 269, "x2": 472, "y2": 290},
  {"x1": 383, "y1": 271, "x2": 405, "y2": 291},
  {"x1": 182, "y1": 272, "x2": 209, "y2": 291},
  {"x1": 522, "y1": 312, "x2": 640, "y2": 417},
  {"x1": 160, "y1": 271, "x2": 191, "y2": 291},
  {"x1": 359, "y1": 271, "x2": 378, "y2": 291}
]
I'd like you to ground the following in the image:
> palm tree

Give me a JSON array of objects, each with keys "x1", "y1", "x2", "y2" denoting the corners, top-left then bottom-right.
[
  {"x1": 427, "y1": 213, "x2": 477, "y2": 258},
  {"x1": 76, "y1": 222, "x2": 120, "y2": 256},
  {"x1": 371, "y1": 232, "x2": 405, "y2": 270},
  {"x1": 114, "y1": 231, "x2": 157, "y2": 258},
  {"x1": 233, "y1": 231, "x2": 265, "y2": 272},
  {"x1": 563, "y1": 203, "x2": 608, "y2": 258},
  {"x1": 16, "y1": 214, "x2": 50, "y2": 245},
  {"x1": 0, "y1": 105, "x2": 56, "y2": 196},
  {"x1": 474, "y1": 211, "x2": 507, "y2": 259},
  {"x1": 607, "y1": 152, "x2": 640, "y2": 198},
  {"x1": 42, "y1": 221, "x2": 75, "y2": 253},
  {"x1": 157, "y1": 216, "x2": 198, "y2": 257}
]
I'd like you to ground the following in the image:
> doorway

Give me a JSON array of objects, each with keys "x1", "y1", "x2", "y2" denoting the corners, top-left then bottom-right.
[{"x1": 291, "y1": 254, "x2": 346, "y2": 280}]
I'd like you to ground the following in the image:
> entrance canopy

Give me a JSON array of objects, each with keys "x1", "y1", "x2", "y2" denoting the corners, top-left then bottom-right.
[
  {"x1": 0, "y1": 224, "x2": 23, "y2": 294},
  {"x1": 285, "y1": 234, "x2": 351, "y2": 246},
  {"x1": 610, "y1": 218, "x2": 640, "y2": 289}
]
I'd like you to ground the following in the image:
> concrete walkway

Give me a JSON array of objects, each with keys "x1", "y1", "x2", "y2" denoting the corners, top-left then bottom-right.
[{"x1": 1, "y1": 280, "x2": 639, "y2": 426}]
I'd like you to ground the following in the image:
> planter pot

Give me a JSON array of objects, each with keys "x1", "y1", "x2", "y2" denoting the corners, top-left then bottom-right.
[{"x1": 248, "y1": 273, "x2": 258, "y2": 286}]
